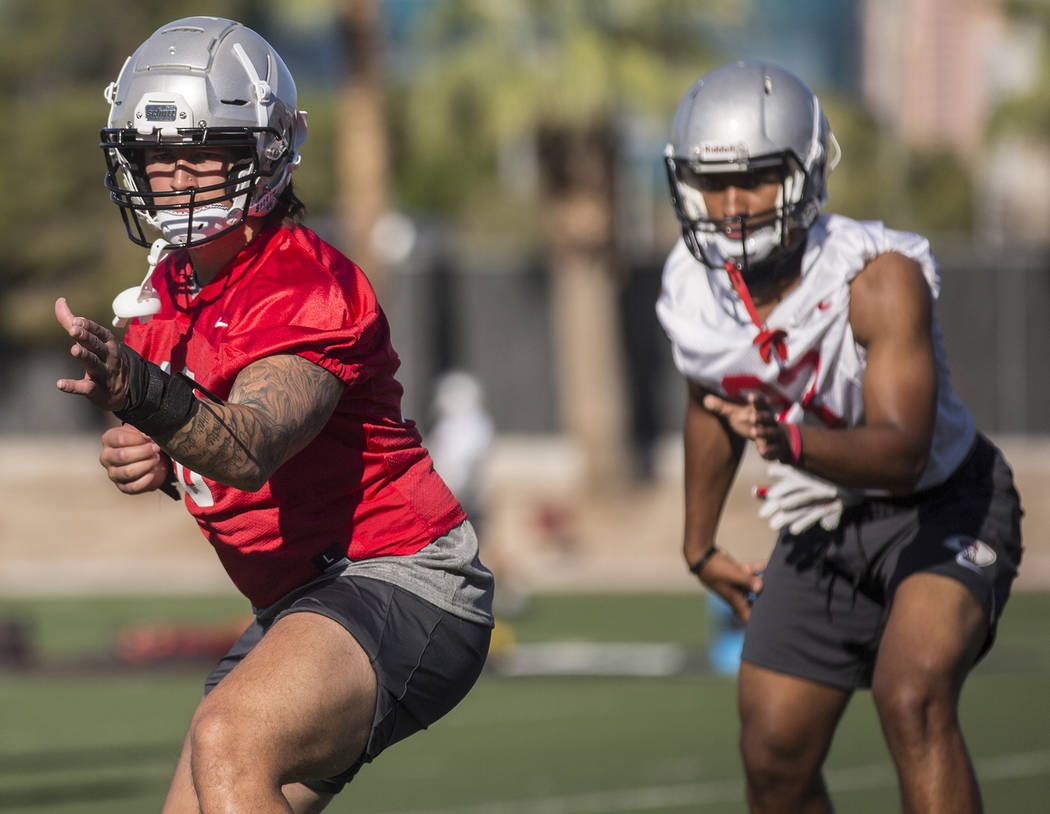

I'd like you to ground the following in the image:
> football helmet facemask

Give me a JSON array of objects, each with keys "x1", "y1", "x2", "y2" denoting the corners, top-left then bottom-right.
[
  {"x1": 100, "y1": 16, "x2": 307, "y2": 249},
  {"x1": 664, "y1": 60, "x2": 839, "y2": 280}
]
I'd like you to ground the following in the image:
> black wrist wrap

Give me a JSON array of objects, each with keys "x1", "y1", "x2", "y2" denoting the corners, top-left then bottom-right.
[{"x1": 114, "y1": 346, "x2": 199, "y2": 436}]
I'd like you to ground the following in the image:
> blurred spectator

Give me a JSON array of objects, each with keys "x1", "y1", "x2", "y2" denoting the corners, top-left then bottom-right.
[
  {"x1": 427, "y1": 370, "x2": 531, "y2": 619},
  {"x1": 427, "y1": 370, "x2": 494, "y2": 530}
]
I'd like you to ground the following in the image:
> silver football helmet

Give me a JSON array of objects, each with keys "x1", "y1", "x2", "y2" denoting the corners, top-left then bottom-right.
[
  {"x1": 101, "y1": 16, "x2": 307, "y2": 248},
  {"x1": 665, "y1": 61, "x2": 840, "y2": 276}
]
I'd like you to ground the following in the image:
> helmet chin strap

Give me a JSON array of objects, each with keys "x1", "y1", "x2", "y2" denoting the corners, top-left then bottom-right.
[{"x1": 723, "y1": 259, "x2": 788, "y2": 364}]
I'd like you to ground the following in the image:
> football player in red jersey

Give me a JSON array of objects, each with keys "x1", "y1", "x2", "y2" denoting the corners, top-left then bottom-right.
[{"x1": 55, "y1": 17, "x2": 493, "y2": 814}]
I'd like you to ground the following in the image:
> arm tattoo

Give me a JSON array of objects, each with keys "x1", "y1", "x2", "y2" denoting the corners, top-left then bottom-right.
[{"x1": 154, "y1": 355, "x2": 344, "y2": 491}]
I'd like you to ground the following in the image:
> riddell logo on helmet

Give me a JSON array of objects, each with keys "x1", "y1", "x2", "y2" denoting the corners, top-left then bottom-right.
[{"x1": 700, "y1": 143, "x2": 749, "y2": 160}]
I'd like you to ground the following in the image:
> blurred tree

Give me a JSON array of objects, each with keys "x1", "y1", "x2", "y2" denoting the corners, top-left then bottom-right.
[
  {"x1": 988, "y1": 0, "x2": 1050, "y2": 143},
  {"x1": 0, "y1": 0, "x2": 985, "y2": 426},
  {"x1": 398, "y1": 0, "x2": 737, "y2": 491},
  {"x1": 0, "y1": 0, "x2": 260, "y2": 346},
  {"x1": 819, "y1": 96, "x2": 887, "y2": 222},
  {"x1": 337, "y1": 0, "x2": 392, "y2": 301},
  {"x1": 973, "y1": 0, "x2": 1050, "y2": 243},
  {"x1": 821, "y1": 97, "x2": 973, "y2": 235}
]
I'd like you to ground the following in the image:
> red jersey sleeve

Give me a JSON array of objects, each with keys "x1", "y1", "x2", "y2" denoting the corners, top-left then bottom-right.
[{"x1": 217, "y1": 228, "x2": 399, "y2": 391}]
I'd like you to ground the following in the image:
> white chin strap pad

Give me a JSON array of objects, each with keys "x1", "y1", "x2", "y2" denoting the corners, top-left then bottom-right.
[{"x1": 708, "y1": 225, "x2": 780, "y2": 266}]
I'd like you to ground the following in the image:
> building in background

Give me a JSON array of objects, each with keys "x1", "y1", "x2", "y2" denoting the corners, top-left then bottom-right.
[{"x1": 861, "y1": 0, "x2": 1048, "y2": 243}]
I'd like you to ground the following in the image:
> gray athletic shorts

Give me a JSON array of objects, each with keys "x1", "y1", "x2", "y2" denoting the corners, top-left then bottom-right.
[
  {"x1": 203, "y1": 525, "x2": 494, "y2": 794},
  {"x1": 741, "y1": 434, "x2": 1023, "y2": 690}
]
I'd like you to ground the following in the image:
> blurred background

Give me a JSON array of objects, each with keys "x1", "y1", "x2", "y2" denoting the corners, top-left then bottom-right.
[
  {"x1": 2, "y1": 0, "x2": 1047, "y2": 598},
  {"x1": 2, "y1": 1, "x2": 1050, "y2": 812}
]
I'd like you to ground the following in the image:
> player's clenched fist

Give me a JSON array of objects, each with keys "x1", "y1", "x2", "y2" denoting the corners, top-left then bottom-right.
[
  {"x1": 99, "y1": 424, "x2": 172, "y2": 495},
  {"x1": 702, "y1": 391, "x2": 794, "y2": 462}
]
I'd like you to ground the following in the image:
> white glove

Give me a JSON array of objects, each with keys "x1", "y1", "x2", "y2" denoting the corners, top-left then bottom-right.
[{"x1": 754, "y1": 462, "x2": 853, "y2": 534}]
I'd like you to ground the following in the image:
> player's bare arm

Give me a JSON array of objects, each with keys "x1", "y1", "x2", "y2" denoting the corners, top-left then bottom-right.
[
  {"x1": 797, "y1": 251, "x2": 936, "y2": 492},
  {"x1": 159, "y1": 354, "x2": 344, "y2": 491},
  {"x1": 684, "y1": 380, "x2": 766, "y2": 620},
  {"x1": 702, "y1": 252, "x2": 936, "y2": 494},
  {"x1": 56, "y1": 296, "x2": 344, "y2": 492}
]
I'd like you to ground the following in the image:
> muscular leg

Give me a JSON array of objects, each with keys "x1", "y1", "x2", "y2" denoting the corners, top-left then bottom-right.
[
  {"x1": 163, "y1": 732, "x2": 334, "y2": 814},
  {"x1": 282, "y1": 784, "x2": 334, "y2": 813},
  {"x1": 161, "y1": 731, "x2": 195, "y2": 813},
  {"x1": 871, "y1": 573, "x2": 988, "y2": 814},
  {"x1": 162, "y1": 611, "x2": 376, "y2": 814},
  {"x1": 738, "y1": 662, "x2": 852, "y2": 814}
]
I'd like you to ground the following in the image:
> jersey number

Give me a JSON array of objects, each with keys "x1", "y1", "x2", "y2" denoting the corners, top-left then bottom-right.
[
  {"x1": 721, "y1": 350, "x2": 846, "y2": 428},
  {"x1": 161, "y1": 362, "x2": 216, "y2": 507}
]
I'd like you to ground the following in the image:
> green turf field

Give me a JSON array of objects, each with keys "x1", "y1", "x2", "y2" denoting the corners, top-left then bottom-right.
[{"x1": 1, "y1": 591, "x2": 1049, "y2": 813}]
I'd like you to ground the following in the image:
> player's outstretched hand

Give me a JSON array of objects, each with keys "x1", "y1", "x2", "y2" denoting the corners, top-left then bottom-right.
[
  {"x1": 55, "y1": 297, "x2": 130, "y2": 412},
  {"x1": 100, "y1": 424, "x2": 172, "y2": 495},
  {"x1": 702, "y1": 391, "x2": 793, "y2": 462},
  {"x1": 695, "y1": 548, "x2": 765, "y2": 623}
]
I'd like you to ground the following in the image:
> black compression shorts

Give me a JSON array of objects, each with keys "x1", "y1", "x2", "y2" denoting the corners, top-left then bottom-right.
[
  {"x1": 204, "y1": 573, "x2": 491, "y2": 793},
  {"x1": 741, "y1": 434, "x2": 1023, "y2": 690}
]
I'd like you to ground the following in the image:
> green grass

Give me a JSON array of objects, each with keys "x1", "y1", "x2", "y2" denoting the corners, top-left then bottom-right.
[{"x1": 1, "y1": 592, "x2": 1049, "y2": 813}]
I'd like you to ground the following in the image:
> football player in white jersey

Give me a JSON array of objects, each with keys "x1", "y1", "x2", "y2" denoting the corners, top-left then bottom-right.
[{"x1": 657, "y1": 60, "x2": 1022, "y2": 813}]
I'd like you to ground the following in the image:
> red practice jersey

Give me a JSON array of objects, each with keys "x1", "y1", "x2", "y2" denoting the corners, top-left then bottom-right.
[{"x1": 124, "y1": 225, "x2": 466, "y2": 608}]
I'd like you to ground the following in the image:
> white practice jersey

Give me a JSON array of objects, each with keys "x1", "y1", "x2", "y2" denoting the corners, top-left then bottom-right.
[{"x1": 656, "y1": 213, "x2": 976, "y2": 492}]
